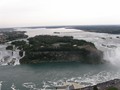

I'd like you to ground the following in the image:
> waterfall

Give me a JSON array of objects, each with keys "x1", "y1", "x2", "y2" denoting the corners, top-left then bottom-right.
[
  {"x1": 57, "y1": 28, "x2": 120, "y2": 65},
  {"x1": 103, "y1": 46, "x2": 120, "y2": 65},
  {"x1": 0, "y1": 45, "x2": 25, "y2": 66},
  {"x1": 84, "y1": 35, "x2": 120, "y2": 66}
]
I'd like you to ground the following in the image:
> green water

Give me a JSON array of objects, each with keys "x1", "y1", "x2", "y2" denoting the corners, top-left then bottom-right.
[{"x1": 0, "y1": 63, "x2": 120, "y2": 90}]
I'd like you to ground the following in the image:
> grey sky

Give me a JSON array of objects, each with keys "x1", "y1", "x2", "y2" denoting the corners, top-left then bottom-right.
[{"x1": 0, "y1": 0, "x2": 120, "y2": 27}]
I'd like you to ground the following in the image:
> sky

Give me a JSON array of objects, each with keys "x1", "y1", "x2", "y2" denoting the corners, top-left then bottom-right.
[{"x1": 0, "y1": 0, "x2": 120, "y2": 27}]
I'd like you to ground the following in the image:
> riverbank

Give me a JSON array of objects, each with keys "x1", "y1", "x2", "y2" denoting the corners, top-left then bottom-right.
[
  {"x1": 76, "y1": 79, "x2": 120, "y2": 90},
  {"x1": 48, "y1": 79, "x2": 120, "y2": 90}
]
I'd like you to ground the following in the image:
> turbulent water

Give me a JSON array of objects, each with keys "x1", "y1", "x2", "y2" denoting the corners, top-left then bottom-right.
[
  {"x1": 0, "y1": 44, "x2": 24, "y2": 66},
  {"x1": 0, "y1": 28, "x2": 120, "y2": 90}
]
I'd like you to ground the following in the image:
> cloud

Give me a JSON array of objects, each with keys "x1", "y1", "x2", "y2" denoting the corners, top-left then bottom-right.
[{"x1": 0, "y1": 0, "x2": 120, "y2": 27}]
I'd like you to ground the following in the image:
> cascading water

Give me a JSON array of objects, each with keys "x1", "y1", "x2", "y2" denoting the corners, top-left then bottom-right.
[
  {"x1": 103, "y1": 45, "x2": 120, "y2": 65},
  {"x1": 0, "y1": 44, "x2": 25, "y2": 66},
  {"x1": 87, "y1": 34, "x2": 120, "y2": 66},
  {"x1": 65, "y1": 30, "x2": 120, "y2": 66}
]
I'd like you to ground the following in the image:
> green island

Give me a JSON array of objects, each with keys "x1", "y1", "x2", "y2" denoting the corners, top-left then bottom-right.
[{"x1": 8, "y1": 35, "x2": 104, "y2": 64}]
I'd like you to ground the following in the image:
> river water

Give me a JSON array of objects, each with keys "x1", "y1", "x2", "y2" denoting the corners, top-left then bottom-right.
[
  {"x1": 0, "y1": 28, "x2": 120, "y2": 90},
  {"x1": 1, "y1": 63, "x2": 120, "y2": 90}
]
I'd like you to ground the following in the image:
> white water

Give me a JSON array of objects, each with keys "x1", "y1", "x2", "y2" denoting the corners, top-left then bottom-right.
[
  {"x1": 17, "y1": 27, "x2": 120, "y2": 66},
  {"x1": 0, "y1": 44, "x2": 25, "y2": 66}
]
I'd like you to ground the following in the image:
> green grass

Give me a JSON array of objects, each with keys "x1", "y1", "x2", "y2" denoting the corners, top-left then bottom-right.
[{"x1": 107, "y1": 87, "x2": 118, "y2": 90}]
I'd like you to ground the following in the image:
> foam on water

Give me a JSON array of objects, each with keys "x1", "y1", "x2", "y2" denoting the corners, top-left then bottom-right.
[
  {"x1": 15, "y1": 71, "x2": 120, "y2": 90},
  {"x1": 11, "y1": 83, "x2": 19, "y2": 90},
  {"x1": 0, "y1": 44, "x2": 25, "y2": 66},
  {"x1": 40, "y1": 71, "x2": 120, "y2": 89},
  {"x1": 0, "y1": 70, "x2": 120, "y2": 89}
]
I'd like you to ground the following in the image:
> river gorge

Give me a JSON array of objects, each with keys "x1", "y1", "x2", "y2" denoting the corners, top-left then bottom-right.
[{"x1": 0, "y1": 27, "x2": 120, "y2": 90}]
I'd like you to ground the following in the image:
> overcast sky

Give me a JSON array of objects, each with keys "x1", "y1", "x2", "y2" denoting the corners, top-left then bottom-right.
[{"x1": 0, "y1": 0, "x2": 120, "y2": 27}]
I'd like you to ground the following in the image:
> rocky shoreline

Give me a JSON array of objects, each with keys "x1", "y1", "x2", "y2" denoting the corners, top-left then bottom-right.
[{"x1": 75, "y1": 79, "x2": 120, "y2": 90}]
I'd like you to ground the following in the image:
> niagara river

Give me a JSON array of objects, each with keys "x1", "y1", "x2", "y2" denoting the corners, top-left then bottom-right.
[{"x1": 0, "y1": 27, "x2": 120, "y2": 90}]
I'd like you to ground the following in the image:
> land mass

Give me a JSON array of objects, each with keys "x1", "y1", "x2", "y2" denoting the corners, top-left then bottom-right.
[
  {"x1": 9, "y1": 35, "x2": 104, "y2": 64},
  {"x1": 0, "y1": 30, "x2": 28, "y2": 43},
  {"x1": 22, "y1": 25, "x2": 120, "y2": 34},
  {"x1": 75, "y1": 79, "x2": 120, "y2": 90}
]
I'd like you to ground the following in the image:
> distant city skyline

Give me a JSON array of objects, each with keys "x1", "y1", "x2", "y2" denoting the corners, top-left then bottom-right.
[{"x1": 0, "y1": 0, "x2": 120, "y2": 27}]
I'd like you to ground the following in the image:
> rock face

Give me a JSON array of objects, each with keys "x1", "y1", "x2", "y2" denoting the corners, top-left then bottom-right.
[
  {"x1": 11, "y1": 35, "x2": 104, "y2": 64},
  {"x1": 75, "y1": 79, "x2": 120, "y2": 90},
  {"x1": 20, "y1": 50, "x2": 103, "y2": 64}
]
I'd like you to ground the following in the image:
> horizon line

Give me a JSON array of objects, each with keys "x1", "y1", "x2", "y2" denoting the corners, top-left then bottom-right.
[{"x1": 1, "y1": 24, "x2": 120, "y2": 29}]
